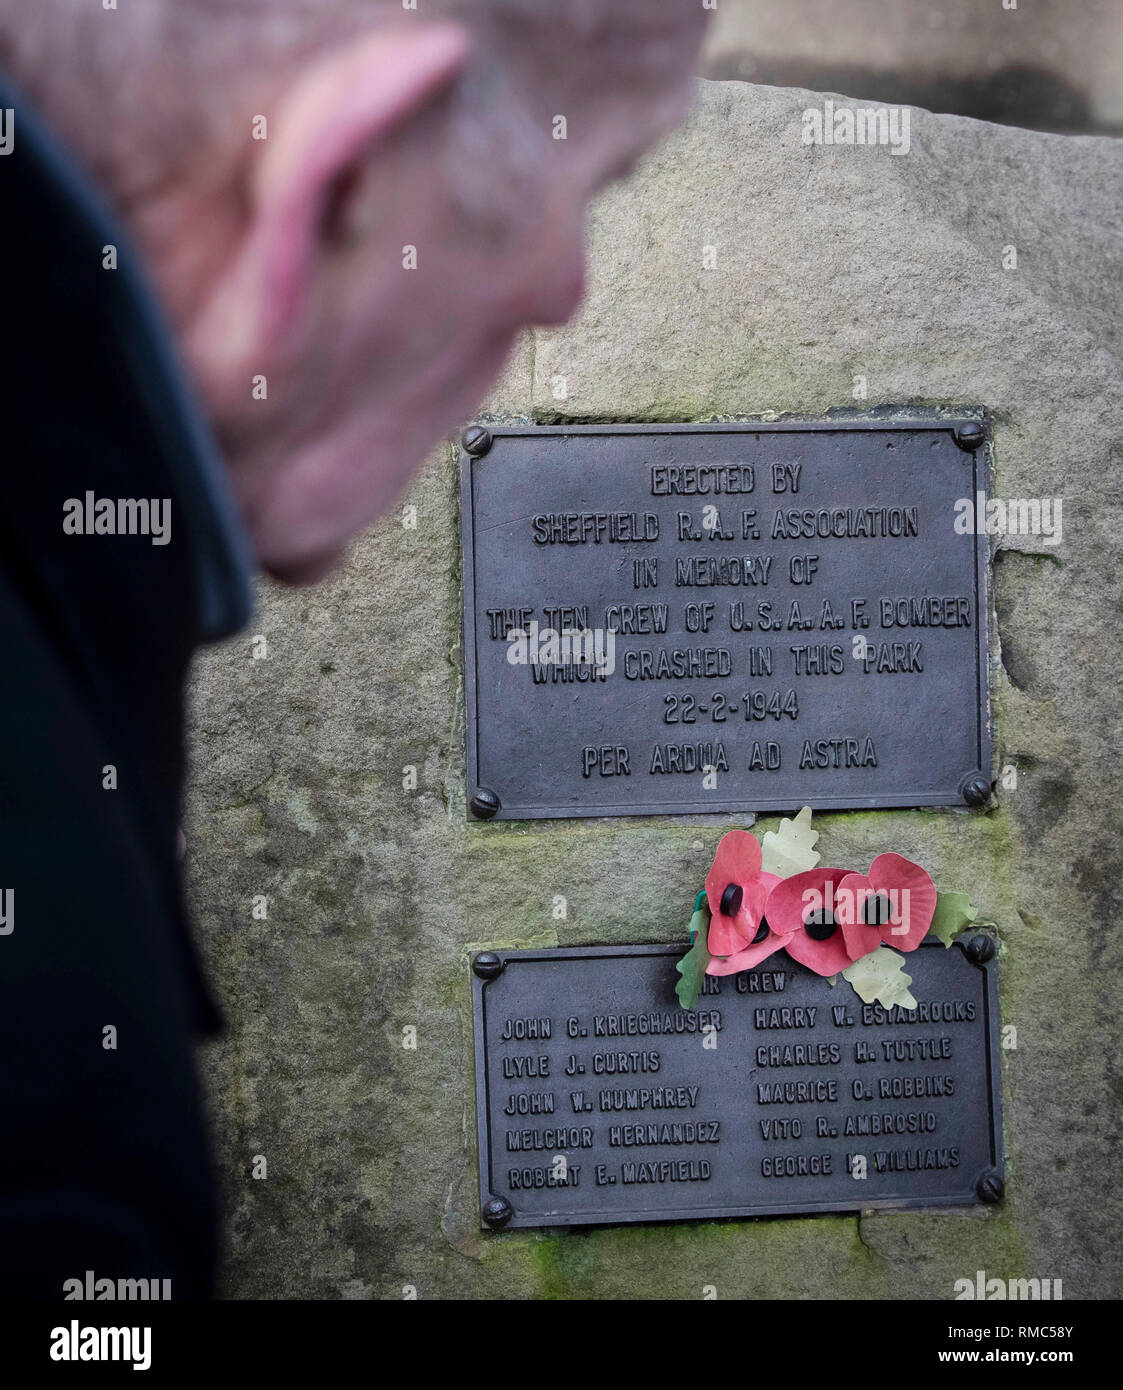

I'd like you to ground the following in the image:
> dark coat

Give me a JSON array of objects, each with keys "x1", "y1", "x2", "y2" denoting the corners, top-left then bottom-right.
[{"x1": 0, "y1": 71, "x2": 253, "y2": 1299}]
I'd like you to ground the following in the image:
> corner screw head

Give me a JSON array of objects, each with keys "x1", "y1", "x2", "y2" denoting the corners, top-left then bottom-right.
[
  {"x1": 977, "y1": 1170, "x2": 1005, "y2": 1204},
  {"x1": 472, "y1": 952, "x2": 504, "y2": 981},
  {"x1": 954, "y1": 421, "x2": 987, "y2": 452},
  {"x1": 965, "y1": 933, "x2": 997, "y2": 965},
  {"x1": 470, "y1": 787, "x2": 501, "y2": 819},
  {"x1": 482, "y1": 1196, "x2": 513, "y2": 1228},
  {"x1": 962, "y1": 775, "x2": 991, "y2": 807},
  {"x1": 461, "y1": 425, "x2": 493, "y2": 457}
]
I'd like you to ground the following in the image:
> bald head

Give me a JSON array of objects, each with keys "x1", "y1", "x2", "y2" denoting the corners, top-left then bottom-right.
[{"x1": 2, "y1": 0, "x2": 689, "y2": 188}]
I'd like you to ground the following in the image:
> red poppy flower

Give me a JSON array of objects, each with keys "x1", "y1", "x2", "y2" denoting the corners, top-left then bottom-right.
[
  {"x1": 765, "y1": 867, "x2": 855, "y2": 976},
  {"x1": 837, "y1": 853, "x2": 937, "y2": 959},
  {"x1": 704, "y1": 831, "x2": 783, "y2": 967},
  {"x1": 706, "y1": 871, "x2": 785, "y2": 974}
]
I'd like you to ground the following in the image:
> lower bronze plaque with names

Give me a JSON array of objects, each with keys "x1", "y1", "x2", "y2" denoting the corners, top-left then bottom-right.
[
  {"x1": 472, "y1": 941, "x2": 1002, "y2": 1230},
  {"x1": 460, "y1": 421, "x2": 991, "y2": 819}
]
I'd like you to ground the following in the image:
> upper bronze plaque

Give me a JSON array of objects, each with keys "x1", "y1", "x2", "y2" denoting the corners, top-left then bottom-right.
[{"x1": 460, "y1": 421, "x2": 990, "y2": 820}]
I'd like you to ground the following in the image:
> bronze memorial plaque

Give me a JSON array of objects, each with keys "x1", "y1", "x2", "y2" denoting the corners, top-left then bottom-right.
[
  {"x1": 460, "y1": 421, "x2": 991, "y2": 819},
  {"x1": 472, "y1": 941, "x2": 1002, "y2": 1230}
]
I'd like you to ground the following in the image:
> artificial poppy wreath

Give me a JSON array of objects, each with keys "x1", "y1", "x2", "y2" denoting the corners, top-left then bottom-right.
[{"x1": 676, "y1": 809, "x2": 983, "y2": 1010}]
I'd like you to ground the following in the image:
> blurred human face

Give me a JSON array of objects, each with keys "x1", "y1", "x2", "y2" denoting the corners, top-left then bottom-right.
[{"x1": 219, "y1": 11, "x2": 710, "y2": 583}]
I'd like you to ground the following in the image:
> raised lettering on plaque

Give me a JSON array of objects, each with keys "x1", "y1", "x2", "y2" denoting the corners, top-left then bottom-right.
[
  {"x1": 472, "y1": 942, "x2": 1002, "y2": 1230},
  {"x1": 460, "y1": 422, "x2": 990, "y2": 819}
]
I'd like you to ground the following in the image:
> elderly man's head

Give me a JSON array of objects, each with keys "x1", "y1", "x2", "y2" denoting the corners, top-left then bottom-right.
[{"x1": 2, "y1": 1, "x2": 709, "y2": 581}]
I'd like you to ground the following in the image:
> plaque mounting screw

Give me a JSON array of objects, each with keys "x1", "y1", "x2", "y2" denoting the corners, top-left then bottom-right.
[
  {"x1": 482, "y1": 1196, "x2": 513, "y2": 1228},
  {"x1": 461, "y1": 425, "x2": 493, "y2": 457},
  {"x1": 954, "y1": 422, "x2": 987, "y2": 452},
  {"x1": 470, "y1": 787, "x2": 501, "y2": 819},
  {"x1": 964, "y1": 933, "x2": 997, "y2": 965},
  {"x1": 976, "y1": 1170, "x2": 1005, "y2": 1204},
  {"x1": 472, "y1": 952, "x2": 505, "y2": 981},
  {"x1": 962, "y1": 775, "x2": 991, "y2": 807}
]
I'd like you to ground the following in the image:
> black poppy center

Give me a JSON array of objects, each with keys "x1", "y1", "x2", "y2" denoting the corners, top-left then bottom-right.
[
  {"x1": 804, "y1": 910, "x2": 838, "y2": 941},
  {"x1": 753, "y1": 917, "x2": 771, "y2": 944},
  {"x1": 720, "y1": 882, "x2": 743, "y2": 917},
  {"x1": 863, "y1": 892, "x2": 893, "y2": 926}
]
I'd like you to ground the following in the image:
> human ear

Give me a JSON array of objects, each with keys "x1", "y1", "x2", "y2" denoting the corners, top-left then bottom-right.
[{"x1": 191, "y1": 23, "x2": 469, "y2": 379}]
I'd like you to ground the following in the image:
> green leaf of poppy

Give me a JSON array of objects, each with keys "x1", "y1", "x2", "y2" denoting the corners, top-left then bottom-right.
[
  {"x1": 761, "y1": 805, "x2": 820, "y2": 878},
  {"x1": 929, "y1": 890, "x2": 978, "y2": 947},
  {"x1": 842, "y1": 945, "x2": 917, "y2": 1009},
  {"x1": 675, "y1": 906, "x2": 712, "y2": 1010}
]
